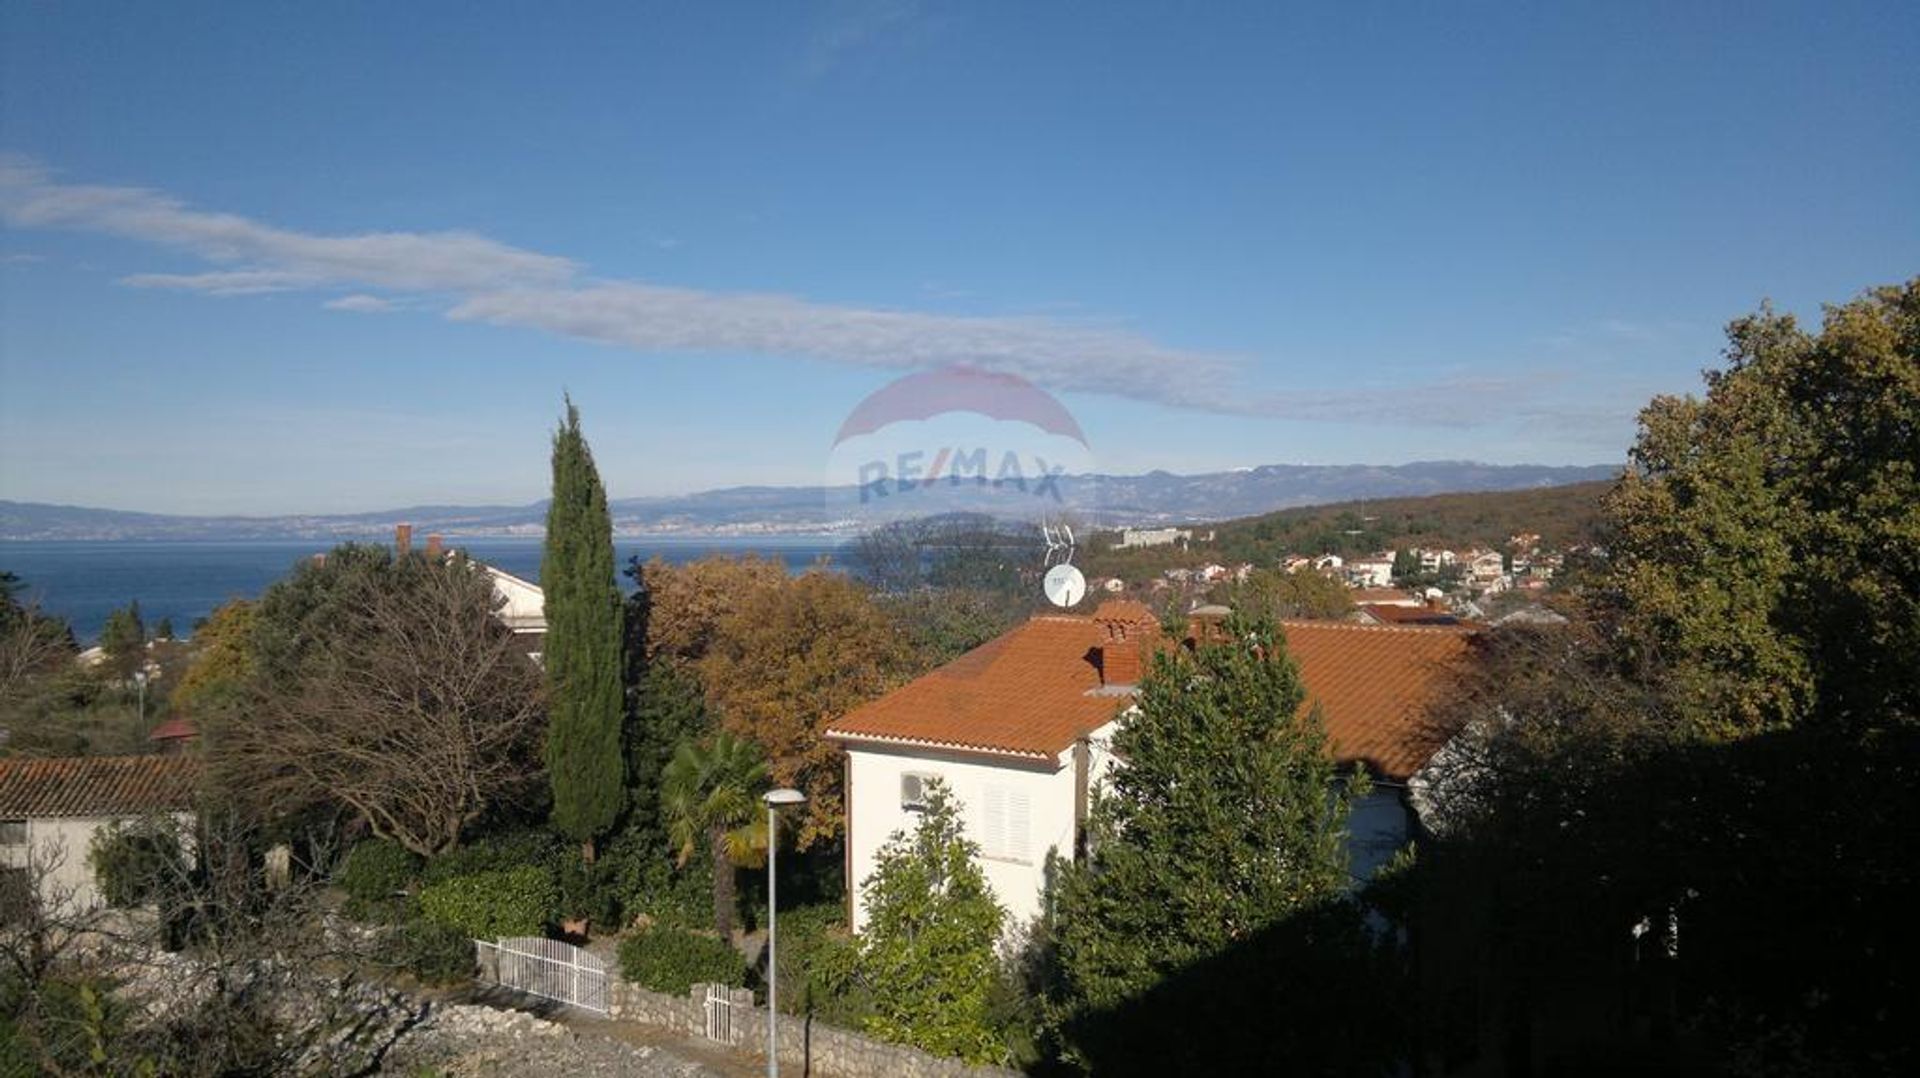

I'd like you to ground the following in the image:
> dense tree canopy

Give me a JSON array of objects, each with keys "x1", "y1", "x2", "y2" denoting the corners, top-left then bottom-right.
[
  {"x1": 97, "y1": 599, "x2": 145, "y2": 681},
  {"x1": 169, "y1": 599, "x2": 255, "y2": 715},
  {"x1": 698, "y1": 570, "x2": 913, "y2": 846},
  {"x1": 1051, "y1": 615, "x2": 1363, "y2": 1015},
  {"x1": 1605, "y1": 278, "x2": 1920, "y2": 737},
  {"x1": 630, "y1": 554, "x2": 790, "y2": 665},
  {"x1": 1398, "y1": 281, "x2": 1920, "y2": 1072},
  {"x1": 1213, "y1": 565, "x2": 1355, "y2": 620}
]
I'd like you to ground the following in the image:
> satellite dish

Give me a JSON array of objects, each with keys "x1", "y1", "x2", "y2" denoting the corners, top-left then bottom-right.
[{"x1": 1044, "y1": 563, "x2": 1087, "y2": 608}]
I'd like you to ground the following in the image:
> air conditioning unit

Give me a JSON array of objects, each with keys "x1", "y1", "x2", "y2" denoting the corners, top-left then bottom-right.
[{"x1": 900, "y1": 773, "x2": 931, "y2": 811}]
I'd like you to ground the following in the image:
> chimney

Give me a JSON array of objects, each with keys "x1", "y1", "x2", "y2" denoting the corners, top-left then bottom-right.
[
  {"x1": 425, "y1": 533, "x2": 444, "y2": 558},
  {"x1": 1187, "y1": 603, "x2": 1232, "y2": 646},
  {"x1": 1093, "y1": 609, "x2": 1147, "y2": 685},
  {"x1": 1099, "y1": 635, "x2": 1143, "y2": 686},
  {"x1": 395, "y1": 523, "x2": 413, "y2": 555}
]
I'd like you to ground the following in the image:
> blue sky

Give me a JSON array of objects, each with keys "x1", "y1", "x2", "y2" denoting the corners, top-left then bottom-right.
[{"x1": 2, "y1": 1, "x2": 1914, "y2": 515}]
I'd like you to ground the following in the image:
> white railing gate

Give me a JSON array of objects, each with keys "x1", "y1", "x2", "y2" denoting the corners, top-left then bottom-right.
[
  {"x1": 474, "y1": 936, "x2": 609, "y2": 1015},
  {"x1": 702, "y1": 983, "x2": 748, "y2": 1045}
]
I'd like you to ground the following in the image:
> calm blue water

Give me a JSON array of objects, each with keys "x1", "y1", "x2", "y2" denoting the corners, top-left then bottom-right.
[{"x1": 0, "y1": 536, "x2": 847, "y2": 642}]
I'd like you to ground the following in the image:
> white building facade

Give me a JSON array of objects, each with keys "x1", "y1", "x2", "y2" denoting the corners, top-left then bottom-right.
[{"x1": 827, "y1": 606, "x2": 1473, "y2": 934}]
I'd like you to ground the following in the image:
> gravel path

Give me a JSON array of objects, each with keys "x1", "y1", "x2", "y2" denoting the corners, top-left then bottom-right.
[{"x1": 376, "y1": 996, "x2": 758, "y2": 1078}]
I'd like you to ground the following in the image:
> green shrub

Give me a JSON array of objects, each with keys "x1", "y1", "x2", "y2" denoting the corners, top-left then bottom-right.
[
  {"x1": 88, "y1": 819, "x2": 186, "y2": 908},
  {"x1": 770, "y1": 904, "x2": 869, "y2": 1025},
  {"x1": 555, "y1": 855, "x2": 621, "y2": 927},
  {"x1": 423, "y1": 829, "x2": 564, "y2": 885},
  {"x1": 418, "y1": 866, "x2": 556, "y2": 940},
  {"x1": 618, "y1": 923, "x2": 747, "y2": 996},
  {"x1": 395, "y1": 920, "x2": 475, "y2": 986},
  {"x1": 610, "y1": 842, "x2": 712, "y2": 929},
  {"x1": 337, "y1": 839, "x2": 419, "y2": 904}
]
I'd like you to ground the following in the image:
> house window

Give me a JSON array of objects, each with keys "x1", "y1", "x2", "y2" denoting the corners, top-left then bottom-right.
[
  {"x1": 0, "y1": 865, "x2": 30, "y2": 924},
  {"x1": 980, "y1": 784, "x2": 1031, "y2": 864},
  {"x1": 0, "y1": 820, "x2": 26, "y2": 846}
]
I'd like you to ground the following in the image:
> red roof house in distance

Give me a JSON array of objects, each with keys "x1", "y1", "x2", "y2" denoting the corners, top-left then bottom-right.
[
  {"x1": 825, "y1": 600, "x2": 1473, "y2": 932},
  {"x1": 147, "y1": 716, "x2": 199, "y2": 754}
]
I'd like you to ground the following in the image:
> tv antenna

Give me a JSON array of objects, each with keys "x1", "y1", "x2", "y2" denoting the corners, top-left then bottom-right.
[{"x1": 1040, "y1": 521, "x2": 1086, "y2": 608}]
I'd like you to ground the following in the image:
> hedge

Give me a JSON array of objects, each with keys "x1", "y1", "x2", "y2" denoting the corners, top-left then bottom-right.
[
  {"x1": 395, "y1": 919, "x2": 476, "y2": 986},
  {"x1": 418, "y1": 865, "x2": 557, "y2": 940},
  {"x1": 618, "y1": 923, "x2": 748, "y2": 996},
  {"x1": 423, "y1": 829, "x2": 564, "y2": 885},
  {"x1": 337, "y1": 838, "x2": 419, "y2": 903}
]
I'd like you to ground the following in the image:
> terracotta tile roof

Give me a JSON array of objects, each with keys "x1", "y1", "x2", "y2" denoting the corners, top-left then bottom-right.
[
  {"x1": 1356, "y1": 603, "x2": 1467, "y2": 626},
  {"x1": 1277, "y1": 621, "x2": 1475, "y2": 781},
  {"x1": 0, "y1": 755, "x2": 200, "y2": 817},
  {"x1": 826, "y1": 615, "x2": 1127, "y2": 760},
  {"x1": 827, "y1": 608, "x2": 1474, "y2": 780}
]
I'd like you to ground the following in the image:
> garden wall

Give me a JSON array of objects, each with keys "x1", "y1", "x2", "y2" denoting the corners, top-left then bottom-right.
[{"x1": 606, "y1": 981, "x2": 1018, "y2": 1078}]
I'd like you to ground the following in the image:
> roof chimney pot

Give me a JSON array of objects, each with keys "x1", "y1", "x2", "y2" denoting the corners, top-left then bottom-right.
[{"x1": 395, "y1": 523, "x2": 413, "y2": 555}]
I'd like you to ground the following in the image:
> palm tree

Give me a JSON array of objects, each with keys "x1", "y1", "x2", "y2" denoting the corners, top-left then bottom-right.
[{"x1": 661, "y1": 731, "x2": 769, "y2": 938}]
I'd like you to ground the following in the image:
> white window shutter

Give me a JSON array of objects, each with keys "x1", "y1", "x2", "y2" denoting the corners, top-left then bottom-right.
[
  {"x1": 1006, "y1": 788, "x2": 1030, "y2": 862},
  {"x1": 982, "y1": 785, "x2": 1007, "y2": 858}
]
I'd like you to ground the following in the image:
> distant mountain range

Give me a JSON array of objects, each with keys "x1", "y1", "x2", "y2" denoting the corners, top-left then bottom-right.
[{"x1": 0, "y1": 460, "x2": 1621, "y2": 541}]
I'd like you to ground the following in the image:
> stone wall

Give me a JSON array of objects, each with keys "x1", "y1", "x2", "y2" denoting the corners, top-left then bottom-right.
[{"x1": 606, "y1": 981, "x2": 1018, "y2": 1078}]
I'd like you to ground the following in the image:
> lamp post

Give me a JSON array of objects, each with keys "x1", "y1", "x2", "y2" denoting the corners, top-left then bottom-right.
[
  {"x1": 762, "y1": 787, "x2": 806, "y2": 1078},
  {"x1": 134, "y1": 670, "x2": 148, "y2": 728}
]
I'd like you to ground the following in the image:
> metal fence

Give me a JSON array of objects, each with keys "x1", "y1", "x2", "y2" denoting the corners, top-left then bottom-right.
[{"x1": 474, "y1": 935, "x2": 609, "y2": 1015}]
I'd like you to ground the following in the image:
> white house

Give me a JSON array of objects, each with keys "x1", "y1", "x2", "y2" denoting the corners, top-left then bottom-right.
[
  {"x1": 1350, "y1": 587, "x2": 1423, "y2": 608},
  {"x1": 1347, "y1": 553, "x2": 1397, "y2": 589},
  {"x1": 1117, "y1": 527, "x2": 1192, "y2": 549},
  {"x1": 397, "y1": 525, "x2": 547, "y2": 657},
  {"x1": 825, "y1": 601, "x2": 1475, "y2": 932},
  {"x1": 1464, "y1": 549, "x2": 1506, "y2": 586},
  {"x1": 0, "y1": 755, "x2": 199, "y2": 915}
]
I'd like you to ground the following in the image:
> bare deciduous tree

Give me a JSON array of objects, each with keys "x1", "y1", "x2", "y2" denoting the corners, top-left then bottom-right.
[
  {"x1": 0, "y1": 599, "x2": 74, "y2": 710},
  {"x1": 214, "y1": 555, "x2": 543, "y2": 856},
  {"x1": 2, "y1": 811, "x2": 428, "y2": 1077}
]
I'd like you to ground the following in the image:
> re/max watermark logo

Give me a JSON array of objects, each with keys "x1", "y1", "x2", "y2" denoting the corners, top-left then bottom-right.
[{"x1": 856, "y1": 448, "x2": 1067, "y2": 502}]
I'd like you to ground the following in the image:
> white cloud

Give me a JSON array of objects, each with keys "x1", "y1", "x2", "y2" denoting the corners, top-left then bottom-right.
[
  {"x1": 122, "y1": 269, "x2": 321, "y2": 295},
  {"x1": 323, "y1": 293, "x2": 395, "y2": 312},
  {"x1": 0, "y1": 156, "x2": 1536, "y2": 426},
  {"x1": 446, "y1": 282, "x2": 1247, "y2": 411},
  {"x1": 0, "y1": 157, "x2": 573, "y2": 292}
]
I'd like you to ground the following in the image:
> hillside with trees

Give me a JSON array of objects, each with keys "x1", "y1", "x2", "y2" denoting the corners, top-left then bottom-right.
[{"x1": 1080, "y1": 479, "x2": 1615, "y2": 581}]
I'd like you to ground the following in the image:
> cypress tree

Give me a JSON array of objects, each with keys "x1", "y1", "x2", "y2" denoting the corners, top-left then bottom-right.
[{"x1": 543, "y1": 397, "x2": 625, "y2": 859}]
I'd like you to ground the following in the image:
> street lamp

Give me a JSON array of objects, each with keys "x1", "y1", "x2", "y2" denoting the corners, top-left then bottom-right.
[
  {"x1": 134, "y1": 670, "x2": 148, "y2": 728},
  {"x1": 762, "y1": 787, "x2": 806, "y2": 1078}
]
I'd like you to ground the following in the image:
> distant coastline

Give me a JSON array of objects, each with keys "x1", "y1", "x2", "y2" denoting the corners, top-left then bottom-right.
[
  {"x1": 0, "y1": 460, "x2": 1619, "y2": 542},
  {"x1": 0, "y1": 535, "x2": 848, "y2": 643}
]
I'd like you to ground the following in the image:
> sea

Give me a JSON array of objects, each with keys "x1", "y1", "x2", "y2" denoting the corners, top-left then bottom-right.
[{"x1": 0, "y1": 536, "x2": 848, "y2": 642}]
